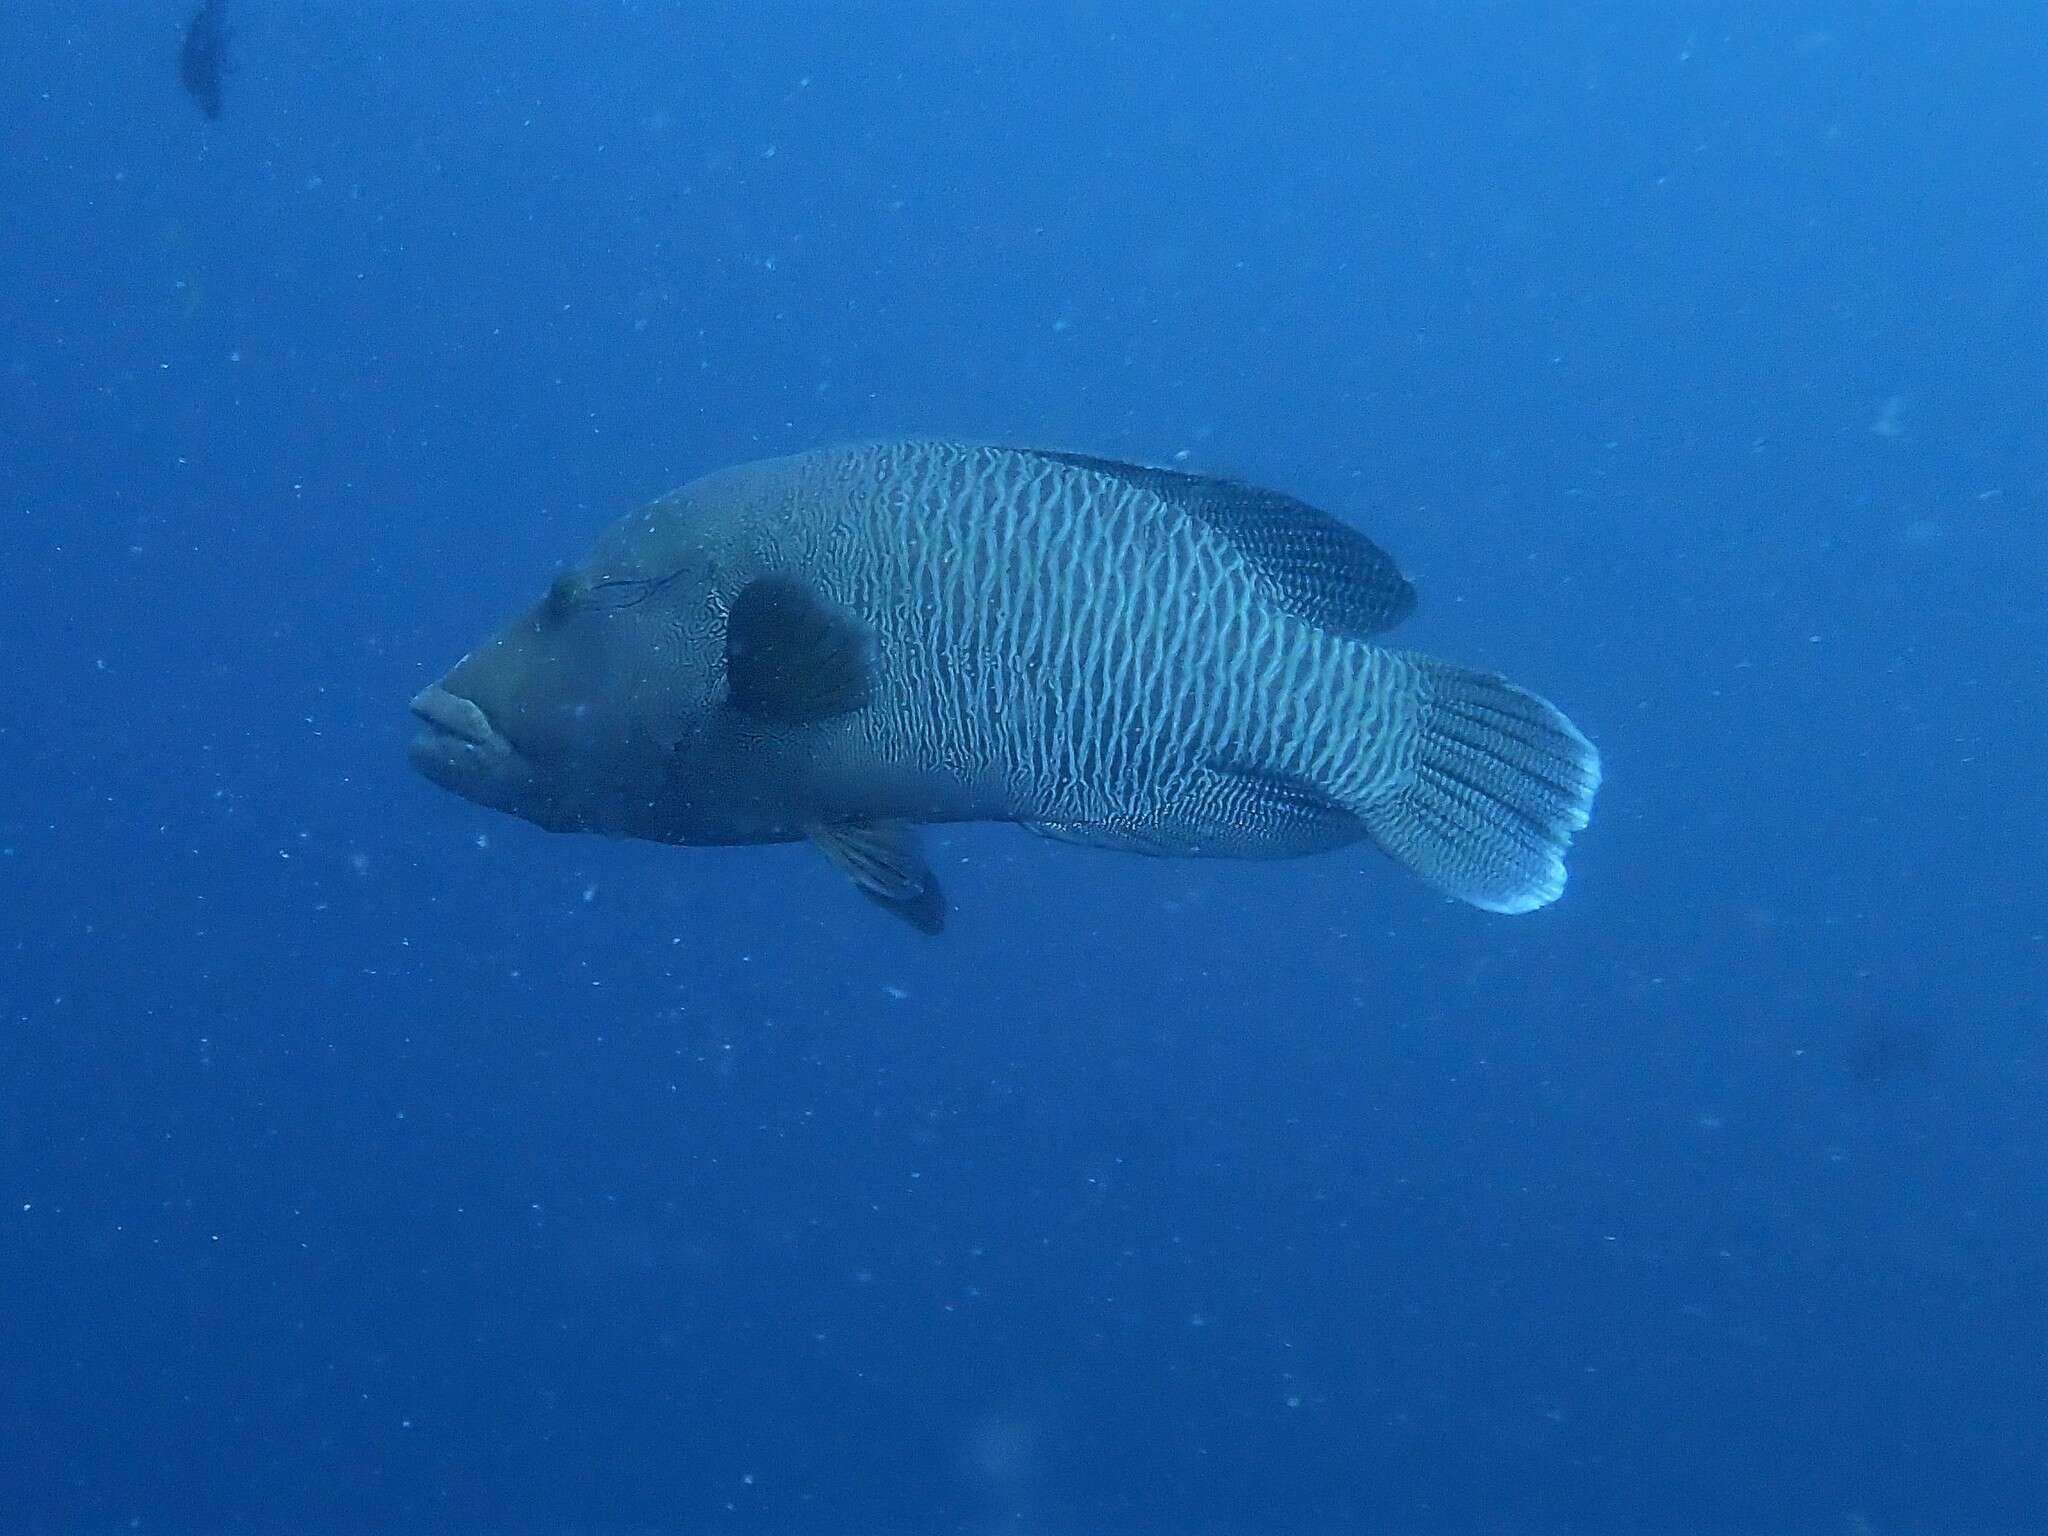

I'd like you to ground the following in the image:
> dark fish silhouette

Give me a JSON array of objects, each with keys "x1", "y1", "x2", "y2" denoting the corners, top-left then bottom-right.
[
  {"x1": 1842, "y1": 1007, "x2": 1936, "y2": 1088},
  {"x1": 408, "y1": 441, "x2": 1600, "y2": 932},
  {"x1": 179, "y1": 0, "x2": 228, "y2": 121}
]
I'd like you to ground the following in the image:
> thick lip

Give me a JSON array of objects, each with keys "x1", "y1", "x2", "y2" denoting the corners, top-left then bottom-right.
[
  {"x1": 409, "y1": 684, "x2": 503, "y2": 749},
  {"x1": 403, "y1": 684, "x2": 520, "y2": 770}
]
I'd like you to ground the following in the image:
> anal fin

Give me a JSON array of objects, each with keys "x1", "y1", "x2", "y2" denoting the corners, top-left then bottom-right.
[
  {"x1": 1022, "y1": 820, "x2": 1186, "y2": 856},
  {"x1": 1025, "y1": 763, "x2": 1364, "y2": 861}
]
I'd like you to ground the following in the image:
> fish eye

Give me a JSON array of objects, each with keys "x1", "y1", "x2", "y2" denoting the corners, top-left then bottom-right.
[{"x1": 544, "y1": 570, "x2": 585, "y2": 618}]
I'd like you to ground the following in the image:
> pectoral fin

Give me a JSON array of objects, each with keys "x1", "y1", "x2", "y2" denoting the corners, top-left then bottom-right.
[
  {"x1": 724, "y1": 576, "x2": 872, "y2": 723},
  {"x1": 810, "y1": 820, "x2": 946, "y2": 934}
]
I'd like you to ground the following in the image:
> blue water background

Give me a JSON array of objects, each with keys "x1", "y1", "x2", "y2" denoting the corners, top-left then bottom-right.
[{"x1": 1, "y1": 4, "x2": 2041, "y2": 1532}]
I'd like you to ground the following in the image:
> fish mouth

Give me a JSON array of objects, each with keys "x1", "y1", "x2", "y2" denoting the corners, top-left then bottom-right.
[
  {"x1": 408, "y1": 683, "x2": 518, "y2": 787},
  {"x1": 410, "y1": 684, "x2": 502, "y2": 748}
]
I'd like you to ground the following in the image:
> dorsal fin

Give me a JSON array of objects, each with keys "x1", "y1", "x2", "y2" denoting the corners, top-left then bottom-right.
[{"x1": 1015, "y1": 447, "x2": 1417, "y2": 639}]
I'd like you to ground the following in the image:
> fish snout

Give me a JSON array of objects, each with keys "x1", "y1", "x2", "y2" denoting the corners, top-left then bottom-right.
[
  {"x1": 407, "y1": 682, "x2": 517, "y2": 788},
  {"x1": 409, "y1": 683, "x2": 500, "y2": 747}
]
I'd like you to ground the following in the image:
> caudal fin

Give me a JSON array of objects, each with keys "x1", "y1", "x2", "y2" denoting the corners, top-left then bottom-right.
[{"x1": 1362, "y1": 656, "x2": 1601, "y2": 913}]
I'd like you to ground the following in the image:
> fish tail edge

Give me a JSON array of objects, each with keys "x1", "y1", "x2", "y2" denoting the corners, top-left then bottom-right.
[{"x1": 1360, "y1": 656, "x2": 1601, "y2": 913}]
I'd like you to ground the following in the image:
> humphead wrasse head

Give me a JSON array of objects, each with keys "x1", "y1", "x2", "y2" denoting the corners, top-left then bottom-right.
[{"x1": 408, "y1": 494, "x2": 743, "y2": 841}]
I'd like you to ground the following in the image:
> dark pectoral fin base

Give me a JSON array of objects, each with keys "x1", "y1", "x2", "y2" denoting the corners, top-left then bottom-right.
[{"x1": 724, "y1": 576, "x2": 872, "y2": 723}]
